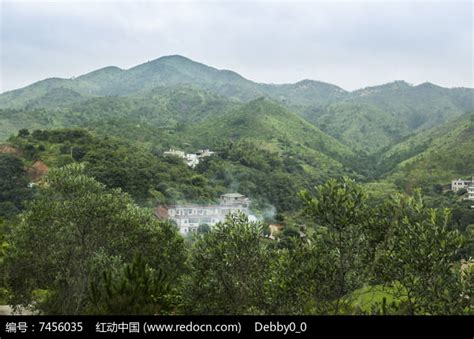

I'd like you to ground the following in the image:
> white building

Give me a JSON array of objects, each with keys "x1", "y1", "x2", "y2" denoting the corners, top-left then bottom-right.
[
  {"x1": 468, "y1": 186, "x2": 474, "y2": 201},
  {"x1": 451, "y1": 176, "x2": 474, "y2": 202},
  {"x1": 155, "y1": 193, "x2": 252, "y2": 234},
  {"x1": 196, "y1": 149, "x2": 215, "y2": 157},
  {"x1": 185, "y1": 153, "x2": 199, "y2": 168},
  {"x1": 163, "y1": 148, "x2": 214, "y2": 168},
  {"x1": 452, "y1": 177, "x2": 474, "y2": 191},
  {"x1": 163, "y1": 149, "x2": 185, "y2": 158}
]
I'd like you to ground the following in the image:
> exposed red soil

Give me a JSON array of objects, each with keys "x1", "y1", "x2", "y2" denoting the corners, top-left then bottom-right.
[
  {"x1": 26, "y1": 160, "x2": 49, "y2": 182},
  {"x1": 0, "y1": 144, "x2": 22, "y2": 156}
]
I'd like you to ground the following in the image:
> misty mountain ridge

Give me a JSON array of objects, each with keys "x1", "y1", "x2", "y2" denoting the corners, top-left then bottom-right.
[
  {"x1": 0, "y1": 54, "x2": 473, "y2": 185},
  {"x1": 2, "y1": 54, "x2": 471, "y2": 104}
]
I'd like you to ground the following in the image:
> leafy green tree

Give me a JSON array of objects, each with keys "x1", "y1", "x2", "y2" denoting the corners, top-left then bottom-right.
[
  {"x1": 461, "y1": 264, "x2": 474, "y2": 314},
  {"x1": 182, "y1": 213, "x2": 268, "y2": 314},
  {"x1": 300, "y1": 177, "x2": 380, "y2": 314},
  {"x1": 23, "y1": 143, "x2": 39, "y2": 160},
  {"x1": 31, "y1": 129, "x2": 49, "y2": 141},
  {"x1": 0, "y1": 218, "x2": 7, "y2": 277},
  {"x1": 0, "y1": 154, "x2": 32, "y2": 218},
  {"x1": 88, "y1": 255, "x2": 175, "y2": 315},
  {"x1": 197, "y1": 223, "x2": 210, "y2": 234},
  {"x1": 374, "y1": 191, "x2": 470, "y2": 315},
  {"x1": 275, "y1": 225, "x2": 301, "y2": 250},
  {"x1": 263, "y1": 237, "x2": 333, "y2": 314},
  {"x1": 4, "y1": 163, "x2": 186, "y2": 314},
  {"x1": 18, "y1": 129, "x2": 30, "y2": 138}
]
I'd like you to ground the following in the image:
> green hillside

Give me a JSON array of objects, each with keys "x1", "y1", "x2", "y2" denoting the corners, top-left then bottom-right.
[
  {"x1": 0, "y1": 56, "x2": 351, "y2": 109},
  {"x1": 1, "y1": 55, "x2": 472, "y2": 161},
  {"x1": 349, "y1": 82, "x2": 473, "y2": 131},
  {"x1": 0, "y1": 90, "x2": 359, "y2": 183},
  {"x1": 312, "y1": 102, "x2": 409, "y2": 153},
  {"x1": 382, "y1": 113, "x2": 474, "y2": 192},
  {"x1": 1, "y1": 127, "x2": 336, "y2": 214},
  {"x1": 1, "y1": 58, "x2": 473, "y2": 318},
  {"x1": 0, "y1": 55, "x2": 472, "y2": 190},
  {"x1": 68, "y1": 85, "x2": 239, "y2": 127},
  {"x1": 0, "y1": 55, "x2": 264, "y2": 108},
  {"x1": 294, "y1": 81, "x2": 474, "y2": 154},
  {"x1": 0, "y1": 86, "x2": 237, "y2": 144},
  {"x1": 185, "y1": 97, "x2": 356, "y2": 180},
  {"x1": 261, "y1": 79, "x2": 348, "y2": 107}
]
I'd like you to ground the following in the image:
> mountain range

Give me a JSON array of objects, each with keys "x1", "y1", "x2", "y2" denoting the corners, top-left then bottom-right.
[{"x1": 0, "y1": 55, "x2": 473, "y2": 193}]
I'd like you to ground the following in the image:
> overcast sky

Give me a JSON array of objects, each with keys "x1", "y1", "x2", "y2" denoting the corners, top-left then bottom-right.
[{"x1": 0, "y1": 0, "x2": 472, "y2": 93}]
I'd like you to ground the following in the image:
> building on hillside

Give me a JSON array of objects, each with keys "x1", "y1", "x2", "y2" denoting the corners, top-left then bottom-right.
[
  {"x1": 219, "y1": 192, "x2": 248, "y2": 205},
  {"x1": 451, "y1": 177, "x2": 474, "y2": 191},
  {"x1": 196, "y1": 149, "x2": 215, "y2": 157},
  {"x1": 163, "y1": 149, "x2": 185, "y2": 158},
  {"x1": 155, "y1": 193, "x2": 254, "y2": 235},
  {"x1": 185, "y1": 153, "x2": 199, "y2": 168},
  {"x1": 468, "y1": 185, "x2": 474, "y2": 201},
  {"x1": 163, "y1": 148, "x2": 215, "y2": 168}
]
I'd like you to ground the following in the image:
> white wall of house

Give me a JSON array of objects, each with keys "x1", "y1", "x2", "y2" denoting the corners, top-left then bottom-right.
[
  {"x1": 164, "y1": 148, "x2": 215, "y2": 168},
  {"x1": 468, "y1": 186, "x2": 474, "y2": 200},
  {"x1": 452, "y1": 179, "x2": 470, "y2": 191},
  {"x1": 165, "y1": 195, "x2": 251, "y2": 235},
  {"x1": 452, "y1": 177, "x2": 474, "y2": 192}
]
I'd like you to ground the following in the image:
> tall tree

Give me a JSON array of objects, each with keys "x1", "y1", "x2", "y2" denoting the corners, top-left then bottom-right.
[
  {"x1": 182, "y1": 213, "x2": 268, "y2": 315},
  {"x1": 374, "y1": 191, "x2": 471, "y2": 315},
  {"x1": 263, "y1": 237, "x2": 336, "y2": 314},
  {"x1": 0, "y1": 154, "x2": 32, "y2": 218},
  {"x1": 300, "y1": 177, "x2": 380, "y2": 314},
  {"x1": 88, "y1": 255, "x2": 174, "y2": 315},
  {"x1": 4, "y1": 163, "x2": 186, "y2": 314}
]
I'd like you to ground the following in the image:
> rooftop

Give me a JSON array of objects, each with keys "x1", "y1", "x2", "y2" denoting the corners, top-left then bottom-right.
[{"x1": 221, "y1": 193, "x2": 245, "y2": 198}]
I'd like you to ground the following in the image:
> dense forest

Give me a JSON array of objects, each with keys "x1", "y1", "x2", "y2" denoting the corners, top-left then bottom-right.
[
  {"x1": 1, "y1": 163, "x2": 472, "y2": 315},
  {"x1": 0, "y1": 55, "x2": 473, "y2": 315}
]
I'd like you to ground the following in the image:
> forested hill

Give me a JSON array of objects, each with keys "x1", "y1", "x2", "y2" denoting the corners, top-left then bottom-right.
[
  {"x1": 1, "y1": 56, "x2": 473, "y2": 317},
  {"x1": 0, "y1": 128, "x2": 334, "y2": 216},
  {"x1": 298, "y1": 81, "x2": 473, "y2": 153},
  {"x1": 185, "y1": 98, "x2": 355, "y2": 178},
  {"x1": 1, "y1": 55, "x2": 472, "y2": 136},
  {"x1": 0, "y1": 55, "x2": 473, "y2": 189},
  {"x1": 379, "y1": 112, "x2": 474, "y2": 193},
  {"x1": 0, "y1": 55, "x2": 347, "y2": 107}
]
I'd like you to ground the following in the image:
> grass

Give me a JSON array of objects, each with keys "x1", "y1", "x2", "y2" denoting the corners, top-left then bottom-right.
[{"x1": 350, "y1": 284, "x2": 406, "y2": 314}]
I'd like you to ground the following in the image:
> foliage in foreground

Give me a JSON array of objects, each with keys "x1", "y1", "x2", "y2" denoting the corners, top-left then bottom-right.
[
  {"x1": 3, "y1": 164, "x2": 186, "y2": 314},
  {"x1": 1, "y1": 170, "x2": 473, "y2": 315}
]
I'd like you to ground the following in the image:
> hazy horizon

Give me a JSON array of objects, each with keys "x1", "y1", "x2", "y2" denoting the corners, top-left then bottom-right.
[
  {"x1": 1, "y1": 53, "x2": 473, "y2": 95},
  {"x1": 1, "y1": 0, "x2": 472, "y2": 93}
]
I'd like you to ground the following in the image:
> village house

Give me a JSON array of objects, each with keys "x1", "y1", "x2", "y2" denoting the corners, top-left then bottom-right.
[
  {"x1": 468, "y1": 186, "x2": 474, "y2": 201},
  {"x1": 163, "y1": 148, "x2": 215, "y2": 168},
  {"x1": 451, "y1": 177, "x2": 474, "y2": 205},
  {"x1": 451, "y1": 177, "x2": 474, "y2": 192},
  {"x1": 163, "y1": 149, "x2": 185, "y2": 158},
  {"x1": 155, "y1": 193, "x2": 255, "y2": 235}
]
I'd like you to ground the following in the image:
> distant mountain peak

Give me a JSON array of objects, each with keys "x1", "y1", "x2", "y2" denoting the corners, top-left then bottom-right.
[
  {"x1": 416, "y1": 82, "x2": 443, "y2": 89},
  {"x1": 352, "y1": 80, "x2": 413, "y2": 96},
  {"x1": 294, "y1": 79, "x2": 347, "y2": 92},
  {"x1": 156, "y1": 54, "x2": 192, "y2": 61},
  {"x1": 76, "y1": 66, "x2": 123, "y2": 80},
  {"x1": 143, "y1": 54, "x2": 208, "y2": 68},
  {"x1": 100, "y1": 66, "x2": 123, "y2": 71},
  {"x1": 391, "y1": 80, "x2": 411, "y2": 85}
]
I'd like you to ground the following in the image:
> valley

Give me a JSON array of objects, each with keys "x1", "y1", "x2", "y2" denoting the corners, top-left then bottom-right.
[
  {"x1": 0, "y1": 55, "x2": 473, "y2": 316},
  {"x1": 0, "y1": 55, "x2": 472, "y2": 194}
]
